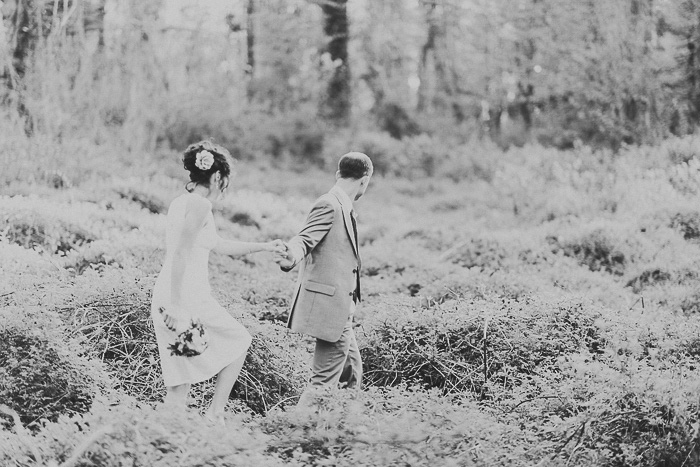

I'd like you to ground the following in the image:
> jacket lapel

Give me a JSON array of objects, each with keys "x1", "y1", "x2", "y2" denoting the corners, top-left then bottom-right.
[{"x1": 330, "y1": 190, "x2": 359, "y2": 258}]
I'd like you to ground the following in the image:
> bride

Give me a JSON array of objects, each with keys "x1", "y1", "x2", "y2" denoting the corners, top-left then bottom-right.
[{"x1": 151, "y1": 141, "x2": 285, "y2": 423}]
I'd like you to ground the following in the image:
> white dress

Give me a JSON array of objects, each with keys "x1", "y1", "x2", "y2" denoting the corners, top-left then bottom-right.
[{"x1": 150, "y1": 192, "x2": 252, "y2": 387}]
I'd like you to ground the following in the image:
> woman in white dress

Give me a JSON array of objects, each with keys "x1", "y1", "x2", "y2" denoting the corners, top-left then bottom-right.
[{"x1": 151, "y1": 141, "x2": 284, "y2": 422}]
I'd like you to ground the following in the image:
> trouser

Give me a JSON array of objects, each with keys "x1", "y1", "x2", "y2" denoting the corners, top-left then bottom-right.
[
  {"x1": 297, "y1": 313, "x2": 362, "y2": 406},
  {"x1": 308, "y1": 317, "x2": 362, "y2": 389}
]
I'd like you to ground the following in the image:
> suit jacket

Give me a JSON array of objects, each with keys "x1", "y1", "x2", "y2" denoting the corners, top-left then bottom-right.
[{"x1": 281, "y1": 185, "x2": 361, "y2": 342}]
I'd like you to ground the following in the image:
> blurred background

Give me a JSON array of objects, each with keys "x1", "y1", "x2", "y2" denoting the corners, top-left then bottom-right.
[{"x1": 2, "y1": 0, "x2": 700, "y2": 171}]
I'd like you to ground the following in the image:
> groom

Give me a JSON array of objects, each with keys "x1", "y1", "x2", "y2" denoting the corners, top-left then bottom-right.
[{"x1": 275, "y1": 152, "x2": 373, "y2": 404}]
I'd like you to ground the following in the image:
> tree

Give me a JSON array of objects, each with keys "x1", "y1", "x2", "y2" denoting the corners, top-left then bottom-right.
[
  {"x1": 319, "y1": 0, "x2": 350, "y2": 124},
  {"x1": 83, "y1": 0, "x2": 106, "y2": 51},
  {"x1": 246, "y1": 0, "x2": 255, "y2": 77}
]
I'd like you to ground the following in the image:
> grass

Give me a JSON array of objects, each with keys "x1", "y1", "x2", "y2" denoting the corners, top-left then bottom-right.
[{"x1": 3, "y1": 132, "x2": 700, "y2": 465}]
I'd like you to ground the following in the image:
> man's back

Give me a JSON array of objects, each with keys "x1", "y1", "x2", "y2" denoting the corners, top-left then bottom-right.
[{"x1": 286, "y1": 188, "x2": 360, "y2": 342}]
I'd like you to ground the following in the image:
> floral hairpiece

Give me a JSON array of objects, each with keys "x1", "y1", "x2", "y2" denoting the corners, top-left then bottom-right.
[{"x1": 195, "y1": 150, "x2": 215, "y2": 171}]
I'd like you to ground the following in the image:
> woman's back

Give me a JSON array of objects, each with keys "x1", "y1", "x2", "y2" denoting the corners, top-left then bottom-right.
[{"x1": 154, "y1": 192, "x2": 219, "y2": 305}]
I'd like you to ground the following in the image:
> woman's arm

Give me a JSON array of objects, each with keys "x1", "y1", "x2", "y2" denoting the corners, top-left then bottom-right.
[{"x1": 213, "y1": 238, "x2": 285, "y2": 256}]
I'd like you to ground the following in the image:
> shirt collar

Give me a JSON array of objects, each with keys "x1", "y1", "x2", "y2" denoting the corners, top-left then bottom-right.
[{"x1": 330, "y1": 185, "x2": 354, "y2": 211}]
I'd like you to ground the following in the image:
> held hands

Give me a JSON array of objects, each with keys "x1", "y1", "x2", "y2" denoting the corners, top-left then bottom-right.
[
  {"x1": 273, "y1": 242, "x2": 295, "y2": 269},
  {"x1": 266, "y1": 239, "x2": 287, "y2": 254}
]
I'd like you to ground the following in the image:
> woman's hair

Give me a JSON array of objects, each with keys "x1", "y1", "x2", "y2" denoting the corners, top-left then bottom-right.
[{"x1": 182, "y1": 141, "x2": 233, "y2": 193}]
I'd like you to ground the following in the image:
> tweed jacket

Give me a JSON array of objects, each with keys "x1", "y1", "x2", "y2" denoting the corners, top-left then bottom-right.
[{"x1": 281, "y1": 185, "x2": 361, "y2": 342}]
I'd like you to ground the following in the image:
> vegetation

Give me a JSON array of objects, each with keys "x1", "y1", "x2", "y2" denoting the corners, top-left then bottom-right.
[
  {"x1": 2, "y1": 128, "x2": 700, "y2": 465},
  {"x1": 4, "y1": 1, "x2": 700, "y2": 466}
]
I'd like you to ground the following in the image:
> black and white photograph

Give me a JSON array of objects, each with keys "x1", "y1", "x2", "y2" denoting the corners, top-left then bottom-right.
[{"x1": 2, "y1": 0, "x2": 700, "y2": 465}]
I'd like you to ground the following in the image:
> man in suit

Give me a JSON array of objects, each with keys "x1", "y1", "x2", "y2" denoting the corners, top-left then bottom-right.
[{"x1": 275, "y1": 152, "x2": 372, "y2": 403}]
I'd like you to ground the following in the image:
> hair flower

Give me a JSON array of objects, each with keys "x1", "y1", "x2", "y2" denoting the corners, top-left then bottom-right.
[{"x1": 195, "y1": 150, "x2": 215, "y2": 170}]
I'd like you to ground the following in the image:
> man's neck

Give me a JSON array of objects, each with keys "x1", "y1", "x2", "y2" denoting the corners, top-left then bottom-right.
[{"x1": 334, "y1": 180, "x2": 357, "y2": 207}]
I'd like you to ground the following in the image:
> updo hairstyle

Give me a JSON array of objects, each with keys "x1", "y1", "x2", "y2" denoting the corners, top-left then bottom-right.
[{"x1": 182, "y1": 140, "x2": 233, "y2": 193}]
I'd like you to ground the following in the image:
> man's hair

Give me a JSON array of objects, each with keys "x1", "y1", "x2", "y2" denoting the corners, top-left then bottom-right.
[{"x1": 338, "y1": 152, "x2": 373, "y2": 180}]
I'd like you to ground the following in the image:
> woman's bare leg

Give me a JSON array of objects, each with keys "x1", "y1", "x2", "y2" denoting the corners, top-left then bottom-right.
[
  {"x1": 164, "y1": 383, "x2": 190, "y2": 411},
  {"x1": 206, "y1": 354, "x2": 246, "y2": 417}
]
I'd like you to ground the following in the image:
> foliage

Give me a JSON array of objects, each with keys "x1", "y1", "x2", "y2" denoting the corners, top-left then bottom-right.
[
  {"x1": 551, "y1": 229, "x2": 629, "y2": 276},
  {"x1": 0, "y1": 405, "x2": 286, "y2": 467},
  {"x1": 1, "y1": 388, "x2": 558, "y2": 466},
  {"x1": 360, "y1": 296, "x2": 604, "y2": 398},
  {"x1": 6, "y1": 129, "x2": 700, "y2": 465},
  {"x1": 0, "y1": 328, "x2": 94, "y2": 433}
]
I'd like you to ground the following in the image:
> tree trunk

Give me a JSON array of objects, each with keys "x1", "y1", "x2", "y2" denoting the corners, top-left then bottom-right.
[
  {"x1": 2, "y1": 0, "x2": 54, "y2": 132},
  {"x1": 417, "y1": 0, "x2": 454, "y2": 116},
  {"x1": 417, "y1": 2, "x2": 438, "y2": 113},
  {"x1": 0, "y1": 3, "x2": 19, "y2": 90},
  {"x1": 246, "y1": 0, "x2": 254, "y2": 76},
  {"x1": 83, "y1": 0, "x2": 105, "y2": 51},
  {"x1": 320, "y1": 0, "x2": 350, "y2": 124}
]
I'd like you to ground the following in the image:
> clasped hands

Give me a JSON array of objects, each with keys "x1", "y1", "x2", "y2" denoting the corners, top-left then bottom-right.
[
  {"x1": 273, "y1": 241, "x2": 295, "y2": 269},
  {"x1": 267, "y1": 239, "x2": 294, "y2": 268}
]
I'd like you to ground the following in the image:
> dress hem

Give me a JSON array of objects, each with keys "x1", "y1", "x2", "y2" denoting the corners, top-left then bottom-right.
[{"x1": 161, "y1": 350, "x2": 246, "y2": 388}]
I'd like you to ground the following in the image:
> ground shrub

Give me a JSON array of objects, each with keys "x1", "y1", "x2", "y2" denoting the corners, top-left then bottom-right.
[
  {"x1": 625, "y1": 268, "x2": 672, "y2": 293},
  {"x1": 540, "y1": 356, "x2": 700, "y2": 467},
  {"x1": 0, "y1": 405, "x2": 287, "y2": 467},
  {"x1": 116, "y1": 187, "x2": 167, "y2": 214},
  {"x1": 587, "y1": 395, "x2": 699, "y2": 467},
  {"x1": 232, "y1": 326, "x2": 305, "y2": 413},
  {"x1": 360, "y1": 296, "x2": 605, "y2": 398},
  {"x1": 58, "y1": 237, "x2": 164, "y2": 275},
  {"x1": 677, "y1": 335, "x2": 700, "y2": 358},
  {"x1": 442, "y1": 237, "x2": 509, "y2": 271},
  {"x1": 0, "y1": 328, "x2": 94, "y2": 432},
  {"x1": 66, "y1": 252, "x2": 115, "y2": 275},
  {"x1": 680, "y1": 291, "x2": 700, "y2": 314},
  {"x1": 664, "y1": 135, "x2": 700, "y2": 165},
  {"x1": 417, "y1": 268, "x2": 536, "y2": 304},
  {"x1": 399, "y1": 227, "x2": 460, "y2": 251},
  {"x1": 240, "y1": 288, "x2": 289, "y2": 323},
  {"x1": 1, "y1": 389, "x2": 557, "y2": 467},
  {"x1": 0, "y1": 240, "x2": 56, "y2": 275},
  {"x1": 60, "y1": 276, "x2": 161, "y2": 401},
  {"x1": 551, "y1": 229, "x2": 628, "y2": 275},
  {"x1": 0, "y1": 209, "x2": 95, "y2": 254},
  {"x1": 260, "y1": 387, "x2": 556, "y2": 466},
  {"x1": 670, "y1": 210, "x2": 700, "y2": 240}
]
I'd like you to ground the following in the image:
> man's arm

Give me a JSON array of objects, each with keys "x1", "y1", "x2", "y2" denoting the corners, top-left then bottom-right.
[{"x1": 278, "y1": 201, "x2": 334, "y2": 271}]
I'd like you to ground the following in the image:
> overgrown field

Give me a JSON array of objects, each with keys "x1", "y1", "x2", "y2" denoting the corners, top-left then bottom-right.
[{"x1": 3, "y1": 132, "x2": 700, "y2": 466}]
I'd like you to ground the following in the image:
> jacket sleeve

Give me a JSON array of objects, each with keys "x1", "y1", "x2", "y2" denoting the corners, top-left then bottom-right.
[{"x1": 281, "y1": 201, "x2": 334, "y2": 272}]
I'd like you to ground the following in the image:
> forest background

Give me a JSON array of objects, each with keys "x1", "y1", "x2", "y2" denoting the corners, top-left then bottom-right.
[
  {"x1": 4, "y1": 0, "x2": 700, "y2": 466},
  {"x1": 5, "y1": 0, "x2": 700, "y2": 161}
]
